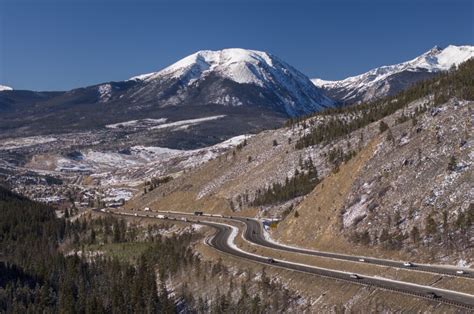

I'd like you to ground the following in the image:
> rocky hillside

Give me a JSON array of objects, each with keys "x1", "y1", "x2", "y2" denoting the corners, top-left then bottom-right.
[{"x1": 131, "y1": 59, "x2": 474, "y2": 264}]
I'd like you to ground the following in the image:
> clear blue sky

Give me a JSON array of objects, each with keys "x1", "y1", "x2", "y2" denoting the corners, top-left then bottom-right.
[{"x1": 1, "y1": 0, "x2": 473, "y2": 91}]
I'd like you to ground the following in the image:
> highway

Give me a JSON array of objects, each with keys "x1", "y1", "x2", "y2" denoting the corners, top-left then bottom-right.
[
  {"x1": 99, "y1": 209, "x2": 474, "y2": 309},
  {"x1": 205, "y1": 221, "x2": 474, "y2": 310},
  {"x1": 154, "y1": 210, "x2": 473, "y2": 279},
  {"x1": 232, "y1": 217, "x2": 474, "y2": 279}
]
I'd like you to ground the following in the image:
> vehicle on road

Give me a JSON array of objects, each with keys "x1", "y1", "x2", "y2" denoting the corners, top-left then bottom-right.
[
  {"x1": 267, "y1": 258, "x2": 275, "y2": 264},
  {"x1": 349, "y1": 274, "x2": 361, "y2": 279},
  {"x1": 456, "y1": 270, "x2": 466, "y2": 274},
  {"x1": 358, "y1": 258, "x2": 366, "y2": 262},
  {"x1": 194, "y1": 211, "x2": 203, "y2": 216},
  {"x1": 157, "y1": 215, "x2": 166, "y2": 219},
  {"x1": 426, "y1": 292, "x2": 440, "y2": 299},
  {"x1": 134, "y1": 213, "x2": 138, "y2": 217},
  {"x1": 403, "y1": 262, "x2": 413, "y2": 267},
  {"x1": 144, "y1": 207, "x2": 150, "y2": 211}
]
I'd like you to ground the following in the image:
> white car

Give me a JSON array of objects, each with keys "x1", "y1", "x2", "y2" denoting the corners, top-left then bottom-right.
[
  {"x1": 358, "y1": 258, "x2": 366, "y2": 262},
  {"x1": 350, "y1": 274, "x2": 361, "y2": 279},
  {"x1": 403, "y1": 262, "x2": 413, "y2": 267},
  {"x1": 456, "y1": 270, "x2": 466, "y2": 274}
]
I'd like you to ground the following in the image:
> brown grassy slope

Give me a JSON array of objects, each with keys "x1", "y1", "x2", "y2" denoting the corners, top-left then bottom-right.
[{"x1": 272, "y1": 136, "x2": 381, "y2": 253}]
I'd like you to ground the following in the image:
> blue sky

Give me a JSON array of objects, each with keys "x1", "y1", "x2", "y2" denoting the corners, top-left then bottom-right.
[{"x1": 1, "y1": 0, "x2": 473, "y2": 91}]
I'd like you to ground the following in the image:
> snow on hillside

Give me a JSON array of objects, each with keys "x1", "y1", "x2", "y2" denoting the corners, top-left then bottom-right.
[
  {"x1": 129, "y1": 48, "x2": 275, "y2": 86},
  {"x1": 98, "y1": 84, "x2": 112, "y2": 102},
  {"x1": 150, "y1": 115, "x2": 226, "y2": 131},
  {"x1": 312, "y1": 45, "x2": 474, "y2": 103},
  {"x1": 0, "y1": 85, "x2": 12, "y2": 91},
  {"x1": 129, "y1": 48, "x2": 335, "y2": 116},
  {"x1": 105, "y1": 118, "x2": 168, "y2": 129},
  {"x1": 54, "y1": 134, "x2": 253, "y2": 186},
  {"x1": 0, "y1": 136, "x2": 57, "y2": 150}
]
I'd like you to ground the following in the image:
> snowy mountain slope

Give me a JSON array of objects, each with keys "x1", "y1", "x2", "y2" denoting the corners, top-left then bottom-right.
[
  {"x1": 312, "y1": 45, "x2": 474, "y2": 104},
  {"x1": 0, "y1": 85, "x2": 13, "y2": 92},
  {"x1": 127, "y1": 48, "x2": 335, "y2": 116},
  {"x1": 0, "y1": 48, "x2": 335, "y2": 147}
]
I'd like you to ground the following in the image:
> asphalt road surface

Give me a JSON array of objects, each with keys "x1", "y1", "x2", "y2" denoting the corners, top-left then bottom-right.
[
  {"x1": 153, "y1": 211, "x2": 472, "y2": 279},
  {"x1": 204, "y1": 221, "x2": 474, "y2": 310},
  {"x1": 105, "y1": 209, "x2": 474, "y2": 310}
]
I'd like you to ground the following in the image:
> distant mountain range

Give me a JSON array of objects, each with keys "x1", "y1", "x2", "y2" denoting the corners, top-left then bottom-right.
[
  {"x1": 312, "y1": 45, "x2": 474, "y2": 104},
  {"x1": 1, "y1": 45, "x2": 472, "y2": 148},
  {"x1": 0, "y1": 49, "x2": 334, "y2": 148}
]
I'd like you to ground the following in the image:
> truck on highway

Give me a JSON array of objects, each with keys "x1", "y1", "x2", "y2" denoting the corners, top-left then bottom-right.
[{"x1": 157, "y1": 215, "x2": 167, "y2": 219}]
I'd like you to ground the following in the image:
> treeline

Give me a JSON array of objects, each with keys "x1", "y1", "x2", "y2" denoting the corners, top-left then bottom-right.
[
  {"x1": 293, "y1": 58, "x2": 474, "y2": 149},
  {"x1": 252, "y1": 158, "x2": 319, "y2": 206},
  {"x1": 144, "y1": 175, "x2": 173, "y2": 194},
  {"x1": 0, "y1": 186, "x2": 191, "y2": 313}
]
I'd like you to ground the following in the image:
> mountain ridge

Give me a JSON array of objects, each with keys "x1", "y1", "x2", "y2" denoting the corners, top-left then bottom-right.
[
  {"x1": 0, "y1": 48, "x2": 334, "y2": 149},
  {"x1": 312, "y1": 45, "x2": 474, "y2": 104}
]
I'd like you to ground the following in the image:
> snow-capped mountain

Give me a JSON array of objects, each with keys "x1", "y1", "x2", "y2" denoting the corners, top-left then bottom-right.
[
  {"x1": 126, "y1": 48, "x2": 334, "y2": 116},
  {"x1": 0, "y1": 85, "x2": 12, "y2": 92},
  {"x1": 0, "y1": 48, "x2": 334, "y2": 148},
  {"x1": 312, "y1": 45, "x2": 474, "y2": 104}
]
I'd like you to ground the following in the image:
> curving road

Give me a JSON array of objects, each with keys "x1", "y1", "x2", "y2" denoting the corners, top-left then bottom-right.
[
  {"x1": 154, "y1": 211, "x2": 473, "y2": 279},
  {"x1": 205, "y1": 221, "x2": 474, "y2": 310},
  {"x1": 231, "y1": 217, "x2": 474, "y2": 279},
  {"x1": 104, "y1": 209, "x2": 474, "y2": 310}
]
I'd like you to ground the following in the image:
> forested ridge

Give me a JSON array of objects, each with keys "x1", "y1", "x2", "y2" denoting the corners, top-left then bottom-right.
[
  {"x1": 0, "y1": 186, "x2": 184, "y2": 313},
  {"x1": 291, "y1": 59, "x2": 474, "y2": 149},
  {"x1": 0, "y1": 187, "x2": 303, "y2": 313}
]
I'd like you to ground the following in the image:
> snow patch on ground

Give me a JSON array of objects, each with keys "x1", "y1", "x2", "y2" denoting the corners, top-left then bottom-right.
[
  {"x1": 105, "y1": 118, "x2": 168, "y2": 129},
  {"x1": 150, "y1": 115, "x2": 226, "y2": 131},
  {"x1": 343, "y1": 194, "x2": 369, "y2": 227},
  {"x1": 0, "y1": 136, "x2": 57, "y2": 150},
  {"x1": 98, "y1": 84, "x2": 112, "y2": 102},
  {"x1": 102, "y1": 188, "x2": 133, "y2": 202}
]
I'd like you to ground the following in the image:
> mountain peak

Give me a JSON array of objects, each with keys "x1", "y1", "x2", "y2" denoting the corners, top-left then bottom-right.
[
  {"x1": 312, "y1": 44, "x2": 474, "y2": 104},
  {"x1": 130, "y1": 48, "x2": 277, "y2": 86},
  {"x1": 0, "y1": 85, "x2": 13, "y2": 92},
  {"x1": 427, "y1": 45, "x2": 442, "y2": 54}
]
